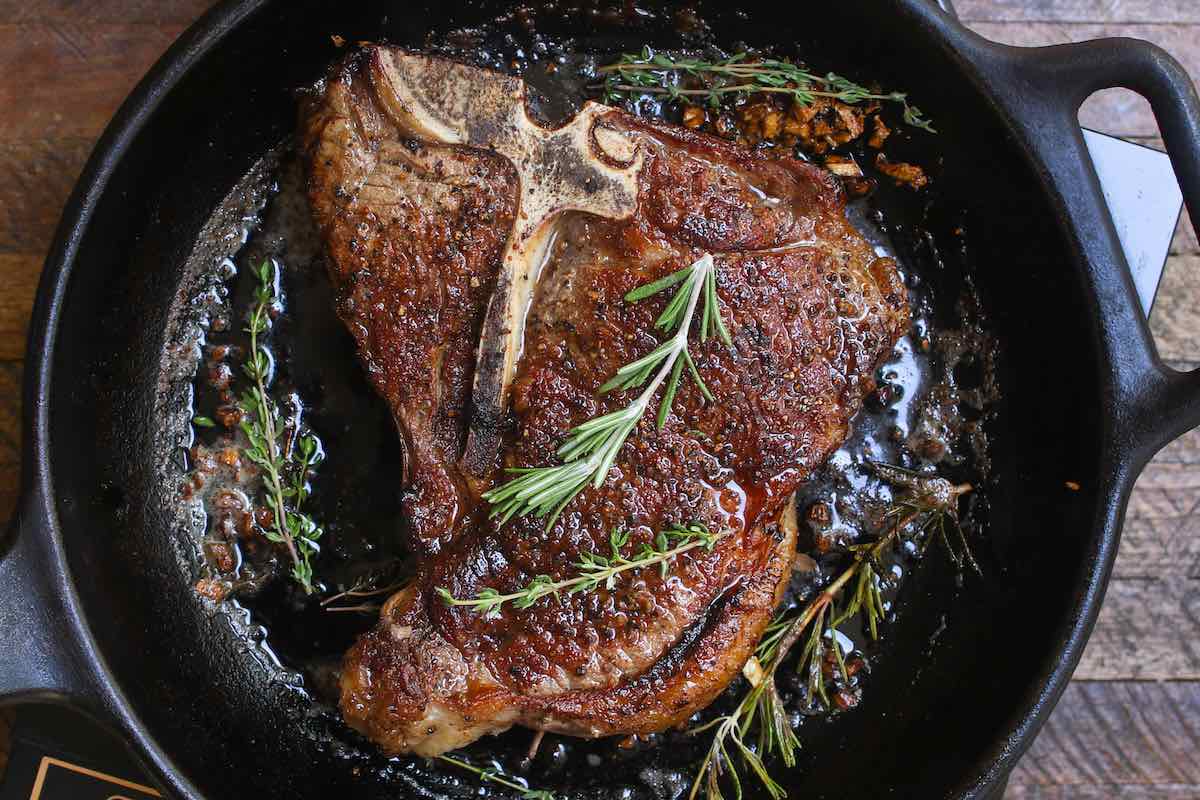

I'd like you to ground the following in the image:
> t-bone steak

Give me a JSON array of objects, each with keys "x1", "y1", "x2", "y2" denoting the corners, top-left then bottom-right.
[{"x1": 300, "y1": 46, "x2": 909, "y2": 756}]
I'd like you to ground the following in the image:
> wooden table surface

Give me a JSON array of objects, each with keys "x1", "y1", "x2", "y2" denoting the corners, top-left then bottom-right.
[{"x1": 1, "y1": 1, "x2": 1198, "y2": 796}]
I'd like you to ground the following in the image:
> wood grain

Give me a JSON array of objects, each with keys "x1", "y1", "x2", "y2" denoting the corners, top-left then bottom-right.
[
  {"x1": 1007, "y1": 681, "x2": 1200, "y2": 795},
  {"x1": 1172, "y1": 218, "x2": 1197, "y2": 256},
  {"x1": 959, "y1": 0, "x2": 1200, "y2": 23},
  {"x1": 0, "y1": 22, "x2": 188, "y2": 141},
  {"x1": 0, "y1": 257, "x2": 40, "y2": 362},
  {"x1": 1150, "y1": 255, "x2": 1200, "y2": 363},
  {"x1": 1011, "y1": 788, "x2": 1200, "y2": 799},
  {"x1": 1071, "y1": 425, "x2": 1200, "y2": 682},
  {"x1": 0, "y1": 139, "x2": 93, "y2": 253},
  {"x1": 0, "y1": 0, "x2": 212, "y2": 24}
]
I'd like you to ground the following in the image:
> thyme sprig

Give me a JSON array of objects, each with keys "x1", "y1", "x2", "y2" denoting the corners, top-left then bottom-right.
[
  {"x1": 437, "y1": 755, "x2": 556, "y2": 800},
  {"x1": 438, "y1": 523, "x2": 723, "y2": 619},
  {"x1": 321, "y1": 566, "x2": 410, "y2": 614},
  {"x1": 687, "y1": 474, "x2": 973, "y2": 800},
  {"x1": 482, "y1": 254, "x2": 727, "y2": 528},
  {"x1": 598, "y1": 49, "x2": 935, "y2": 133},
  {"x1": 238, "y1": 260, "x2": 324, "y2": 594}
]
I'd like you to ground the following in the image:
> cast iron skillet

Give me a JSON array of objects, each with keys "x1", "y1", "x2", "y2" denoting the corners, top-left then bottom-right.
[{"x1": 2, "y1": 0, "x2": 1200, "y2": 797}]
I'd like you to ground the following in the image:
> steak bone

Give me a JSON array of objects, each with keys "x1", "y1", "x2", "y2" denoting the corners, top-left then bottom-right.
[{"x1": 375, "y1": 51, "x2": 644, "y2": 480}]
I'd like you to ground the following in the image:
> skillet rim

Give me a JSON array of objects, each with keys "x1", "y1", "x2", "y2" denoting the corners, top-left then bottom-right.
[
  {"x1": 13, "y1": 1, "x2": 1148, "y2": 798},
  {"x1": 17, "y1": 3, "x2": 287, "y2": 798}
]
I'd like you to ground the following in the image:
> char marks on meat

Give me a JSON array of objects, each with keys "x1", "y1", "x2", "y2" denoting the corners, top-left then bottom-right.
[{"x1": 301, "y1": 46, "x2": 909, "y2": 757}]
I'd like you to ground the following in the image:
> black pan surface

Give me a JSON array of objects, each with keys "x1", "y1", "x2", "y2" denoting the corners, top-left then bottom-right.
[{"x1": 2, "y1": 1, "x2": 1200, "y2": 799}]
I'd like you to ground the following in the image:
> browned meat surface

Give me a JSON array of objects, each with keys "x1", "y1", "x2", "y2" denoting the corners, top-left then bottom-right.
[
  {"x1": 302, "y1": 47, "x2": 909, "y2": 757},
  {"x1": 302, "y1": 49, "x2": 518, "y2": 557}
]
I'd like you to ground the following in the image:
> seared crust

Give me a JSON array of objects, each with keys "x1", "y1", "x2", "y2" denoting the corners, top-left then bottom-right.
[
  {"x1": 341, "y1": 501, "x2": 797, "y2": 752},
  {"x1": 301, "y1": 49, "x2": 518, "y2": 557},
  {"x1": 304, "y1": 48, "x2": 909, "y2": 756}
]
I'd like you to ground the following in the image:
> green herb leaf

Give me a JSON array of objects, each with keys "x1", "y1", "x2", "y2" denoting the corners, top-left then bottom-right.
[
  {"x1": 483, "y1": 254, "x2": 730, "y2": 528},
  {"x1": 596, "y1": 52, "x2": 935, "y2": 134},
  {"x1": 625, "y1": 264, "x2": 694, "y2": 302},
  {"x1": 233, "y1": 260, "x2": 325, "y2": 595},
  {"x1": 439, "y1": 523, "x2": 725, "y2": 616},
  {"x1": 437, "y1": 755, "x2": 558, "y2": 800},
  {"x1": 685, "y1": 476, "x2": 974, "y2": 800}
]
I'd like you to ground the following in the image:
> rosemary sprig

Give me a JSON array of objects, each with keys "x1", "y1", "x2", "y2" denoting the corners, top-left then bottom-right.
[
  {"x1": 875, "y1": 462, "x2": 982, "y2": 575},
  {"x1": 598, "y1": 49, "x2": 935, "y2": 133},
  {"x1": 238, "y1": 260, "x2": 325, "y2": 594},
  {"x1": 437, "y1": 523, "x2": 723, "y2": 619},
  {"x1": 687, "y1": 474, "x2": 972, "y2": 800},
  {"x1": 437, "y1": 755, "x2": 556, "y2": 800},
  {"x1": 688, "y1": 679, "x2": 789, "y2": 800},
  {"x1": 483, "y1": 254, "x2": 727, "y2": 528}
]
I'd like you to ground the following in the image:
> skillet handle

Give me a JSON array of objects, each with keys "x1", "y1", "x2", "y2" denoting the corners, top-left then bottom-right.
[
  {"x1": 0, "y1": 497, "x2": 101, "y2": 705},
  {"x1": 996, "y1": 38, "x2": 1200, "y2": 459}
]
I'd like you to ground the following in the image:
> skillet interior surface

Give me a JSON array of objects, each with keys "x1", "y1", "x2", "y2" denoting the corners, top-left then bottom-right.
[{"x1": 43, "y1": 1, "x2": 1105, "y2": 797}]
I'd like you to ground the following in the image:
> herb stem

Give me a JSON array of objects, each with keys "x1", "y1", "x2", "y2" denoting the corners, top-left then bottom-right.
[
  {"x1": 246, "y1": 275, "x2": 301, "y2": 572},
  {"x1": 483, "y1": 254, "x2": 724, "y2": 527},
  {"x1": 439, "y1": 523, "x2": 724, "y2": 618},
  {"x1": 767, "y1": 487, "x2": 969, "y2": 674},
  {"x1": 687, "y1": 480, "x2": 972, "y2": 800},
  {"x1": 767, "y1": 520, "x2": 898, "y2": 664},
  {"x1": 602, "y1": 82, "x2": 899, "y2": 103},
  {"x1": 615, "y1": 252, "x2": 710, "y2": 433},
  {"x1": 238, "y1": 261, "x2": 324, "y2": 594},
  {"x1": 437, "y1": 755, "x2": 555, "y2": 800},
  {"x1": 598, "y1": 51, "x2": 935, "y2": 132},
  {"x1": 320, "y1": 582, "x2": 408, "y2": 608}
]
